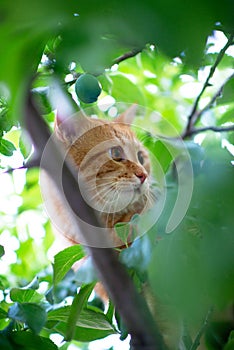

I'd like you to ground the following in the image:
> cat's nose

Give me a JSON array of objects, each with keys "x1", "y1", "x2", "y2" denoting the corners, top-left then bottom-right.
[{"x1": 135, "y1": 171, "x2": 147, "y2": 184}]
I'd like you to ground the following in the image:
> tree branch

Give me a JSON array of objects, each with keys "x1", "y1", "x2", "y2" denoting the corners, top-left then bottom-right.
[
  {"x1": 65, "y1": 48, "x2": 142, "y2": 86},
  {"x1": 184, "y1": 124, "x2": 234, "y2": 137},
  {"x1": 1, "y1": 158, "x2": 41, "y2": 175},
  {"x1": 182, "y1": 71, "x2": 234, "y2": 139},
  {"x1": 114, "y1": 48, "x2": 143, "y2": 65},
  {"x1": 24, "y1": 93, "x2": 166, "y2": 350},
  {"x1": 182, "y1": 33, "x2": 234, "y2": 138},
  {"x1": 195, "y1": 72, "x2": 234, "y2": 121}
]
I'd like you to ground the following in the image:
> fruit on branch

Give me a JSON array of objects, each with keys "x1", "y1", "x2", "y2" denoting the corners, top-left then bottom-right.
[{"x1": 75, "y1": 73, "x2": 101, "y2": 103}]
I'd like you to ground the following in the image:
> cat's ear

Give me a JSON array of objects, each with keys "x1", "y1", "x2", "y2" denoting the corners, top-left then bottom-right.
[
  {"x1": 55, "y1": 111, "x2": 94, "y2": 145},
  {"x1": 115, "y1": 104, "x2": 137, "y2": 125}
]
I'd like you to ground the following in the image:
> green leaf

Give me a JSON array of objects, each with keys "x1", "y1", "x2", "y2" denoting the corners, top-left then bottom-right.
[
  {"x1": 0, "y1": 245, "x2": 5, "y2": 258},
  {"x1": 0, "y1": 307, "x2": 8, "y2": 319},
  {"x1": 204, "y1": 53, "x2": 234, "y2": 70},
  {"x1": 98, "y1": 73, "x2": 113, "y2": 95},
  {"x1": 114, "y1": 214, "x2": 140, "y2": 247},
  {"x1": 47, "y1": 305, "x2": 116, "y2": 331},
  {"x1": 66, "y1": 283, "x2": 96, "y2": 341},
  {"x1": 0, "y1": 333, "x2": 13, "y2": 350},
  {"x1": 53, "y1": 245, "x2": 85, "y2": 285},
  {"x1": 110, "y1": 73, "x2": 145, "y2": 105},
  {"x1": 151, "y1": 139, "x2": 173, "y2": 173},
  {"x1": 185, "y1": 141, "x2": 204, "y2": 176},
  {"x1": 0, "y1": 275, "x2": 9, "y2": 290},
  {"x1": 120, "y1": 235, "x2": 151, "y2": 275},
  {"x1": 148, "y1": 147, "x2": 234, "y2": 324},
  {"x1": 3, "y1": 129, "x2": 20, "y2": 149},
  {"x1": 75, "y1": 257, "x2": 98, "y2": 284},
  {"x1": 105, "y1": 301, "x2": 115, "y2": 324},
  {"x1": 10, "y1": 288, "x2": 43, "y2": 303},
  {"x1": 19, "y1": 132, "x2": 32, "y2": 159},
  {"x1": 32, "y1": 87, "x2": 52, "y2": 115},
  {"x1": 10, "y1": 331, "x2": 58, "y2": 350},
  {"x1": 224, "y1": 330, "x2": 234, "y2": 350},
  {"x1": 206, "y1": 321, "x2": 234, "y2": 350},
  {"x1": 53, "y1": 321, "x2": 116, "y2": 342},
  {"x1": 217, "y1": 106, "x2": 234, "y2": 125},
  {"x1": 47, "y1": 304, "x2": 116, "y2": 341},
  {"x1": 19, "y1": 178, "x2": 42, "y2": 212},
  {"x1": 114, "y1": 222, "x2": 130, "y2": 246},
  {"x1": 47, "y1": 306, "x2": 72, "y2": 323},
  {"x1": 0, "y1": 138, "x2": 16, "y2": 156},
  {"x1": 217, "y1": 77, "x2": 234, "y2": 105},
  {"x1": 24, "y1": 276, "x2": 40, "y2": 290},
  {"x1": 8, "y1": 303, "x2": 47, "y2": 334},
  {"x1": 43, "y1": 221, "x2": 55, "y2": 251},
  {"x1": 0, "y1": 107, "x2": 14, "y2": 137}
]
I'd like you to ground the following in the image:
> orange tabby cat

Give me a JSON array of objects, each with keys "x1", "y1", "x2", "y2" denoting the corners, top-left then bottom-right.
[
  {"x1": 41, "y1": 106, "x2": 182, "y2": 347},
  {"x1": 41, "y1": 105, "x2": 155, "y2": 248}
]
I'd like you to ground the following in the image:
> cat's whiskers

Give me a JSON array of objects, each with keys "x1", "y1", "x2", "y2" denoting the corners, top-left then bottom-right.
[
  {"x1": 85, "y1": 177, "x2": 118, "y2": 190},
  {"x1": 144, "y1": 186, "x2": 160, "y2": 207},
  {"x1": 88, "y1": 184, "x2": 116, "y2": 204},
  {"x1": 95, "y1": 176, "x2": 119, "y2": 181},
  {"x1": 84, "y1": 177, "x2": 117, "y2": 192},
  {"x1": 96, "y1": 182, "x2": 120, "y2": 200},
  {"x1": 104, "y1": 187, "x2": 122, "y2": 226},
  {"x1": 99, "y1": 185, "x2": 121, "y2": 216},
  {"x1": 95, "y1": 181, "x2": 118, "y2": 190}
]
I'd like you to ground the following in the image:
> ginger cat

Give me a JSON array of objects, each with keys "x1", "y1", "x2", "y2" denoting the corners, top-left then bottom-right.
[
  {"x1": 41, "y1": 105, "x2": 156, "y2": 248},
  {"x1": 41, "y1": 106, "x2": 182, "y2": 348}
]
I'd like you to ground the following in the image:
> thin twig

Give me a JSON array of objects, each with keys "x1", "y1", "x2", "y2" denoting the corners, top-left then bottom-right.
[
  {"x1": 114, "y1": 48, "x2": 143, "y2": 65},
  {"x1": 195, "y1": 72, "x2": 234, "y2": 121},
  {"x1": 1, "y1": 158, "x2": 40, "y2": 174},
  {"x1": 185, "y1": 124, "x2": 234, "y2": 137},
  {"x1": 182, "y1": 71, "x2": 234, "y2": 138},
  {"x1": 65, "y1": 73, "x2": 82, "y2": 86},
  {"x1": 182, "y1": 33, "x2": 234, "y2": 138}
]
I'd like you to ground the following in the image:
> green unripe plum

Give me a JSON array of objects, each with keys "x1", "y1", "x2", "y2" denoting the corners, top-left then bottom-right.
[{"x1": 75, "y1": 74, "x2": 101, "y2": 103}]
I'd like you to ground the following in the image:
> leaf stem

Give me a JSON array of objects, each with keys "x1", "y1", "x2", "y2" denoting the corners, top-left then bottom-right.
[{"x1": 189, "y1": 307, "x2": 213, "y2": 350}]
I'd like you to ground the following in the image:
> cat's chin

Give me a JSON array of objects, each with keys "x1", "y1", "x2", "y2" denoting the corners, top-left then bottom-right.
[{"x1": 101, "y1": 191, "x2": 149, "y2": 226}]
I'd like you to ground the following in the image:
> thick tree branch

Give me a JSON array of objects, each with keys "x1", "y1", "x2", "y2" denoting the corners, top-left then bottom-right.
[
  {"x1": 24, "y1": 94, "x2": 166, "y2": 350},
  {"x1": 182, "y1": 33, "x2": 234, "y2": 138}
]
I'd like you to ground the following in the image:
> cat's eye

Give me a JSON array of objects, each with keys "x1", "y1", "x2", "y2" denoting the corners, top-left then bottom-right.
[
  {"x1": 110, "y1": 146, "x2": 124, "y2": 161},
  {"x1": 137, "y1": 151, "x2": 144, "y2": 165}
]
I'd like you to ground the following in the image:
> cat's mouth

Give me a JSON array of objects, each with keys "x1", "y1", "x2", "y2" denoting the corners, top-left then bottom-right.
[
  {"x1": 134, "y1": 187, "x2": 142, "y2": 194},
  {"x1": 123, "y1": 182, "x2": 148, "y2": 202}
]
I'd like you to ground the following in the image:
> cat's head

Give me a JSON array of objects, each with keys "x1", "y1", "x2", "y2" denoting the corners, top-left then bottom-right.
[{"x1": 55, "y1": 105, "x2": 153, "y2": 228}]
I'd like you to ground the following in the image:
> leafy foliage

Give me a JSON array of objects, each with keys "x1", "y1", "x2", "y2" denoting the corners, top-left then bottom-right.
[{"x1": 0, "y1": 0, "x2": 234, "y2": 349}]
